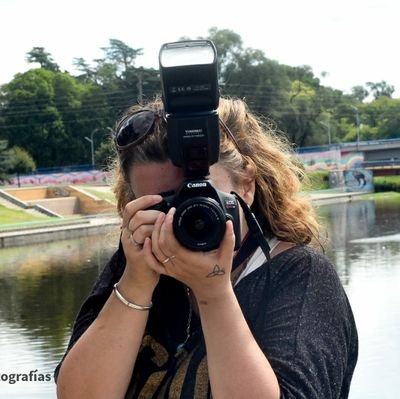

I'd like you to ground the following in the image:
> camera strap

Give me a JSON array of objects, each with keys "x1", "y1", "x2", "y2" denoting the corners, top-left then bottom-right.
[{"x1": 231, "y1": 192, "x2": 271, "y2": 272}]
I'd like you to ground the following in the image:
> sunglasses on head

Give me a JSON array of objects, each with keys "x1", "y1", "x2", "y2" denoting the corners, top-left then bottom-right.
[
  {"x1": 114, "y1": 108, "x2": 241, "y2": 152},
  {"x1": 114, "y1": 109, "x2": 164, "y2": 151}
]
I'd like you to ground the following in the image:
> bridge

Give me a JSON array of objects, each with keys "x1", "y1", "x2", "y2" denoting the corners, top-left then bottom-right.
[
  {"x1": 356, "y1": 160, "x2": 400, "y2": 176},
  {"x1": 298, "y1": 137, "x2": 400, "y2": 155},
  {"x1": 297, "y1": 138, "x2": 400, "y2": 175},
  {"x1": 339, "y1": 138, "x2": 400, "y2": 164}
]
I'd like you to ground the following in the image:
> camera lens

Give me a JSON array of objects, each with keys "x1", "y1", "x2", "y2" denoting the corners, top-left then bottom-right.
[{"x1": 173, "y1": 197, "x2": 226, "y2": 251}]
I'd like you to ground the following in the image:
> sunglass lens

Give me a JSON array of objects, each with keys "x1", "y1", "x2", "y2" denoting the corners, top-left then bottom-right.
[{"x1": 116, "y1": 110, "x2": 155, "y2": 147}]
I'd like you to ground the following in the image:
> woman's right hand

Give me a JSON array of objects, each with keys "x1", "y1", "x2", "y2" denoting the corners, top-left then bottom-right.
[
  {"x1": 119, "y1": 194, "x2": 164, "y2": 292},
  {"x1": 57, "y1": 194, "x2": 165, "y2": 399}
]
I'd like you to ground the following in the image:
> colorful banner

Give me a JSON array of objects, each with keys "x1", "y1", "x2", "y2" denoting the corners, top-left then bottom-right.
[
  {"x1": 297, "y1": 150, "x2": 364, "y2": 171},
  {"x1": 5, "y1": 170, "x2": 113, "y2": 187}
]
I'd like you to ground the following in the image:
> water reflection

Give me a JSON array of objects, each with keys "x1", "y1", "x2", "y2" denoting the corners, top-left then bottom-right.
[
  {"x1": 319, "y1": 198, "x2": 400, "y2": 246},
  {"x1": 0, "y1": 233, "x2": 118, "y2": 398},
  {"x1": 316, "y1": 198, "x2": 400, "y2": 399},
  {"x1": 318, "y1": 199, "x2": 400, "y2": 285},
  {"x1": 0, "y1": 199, "x2": 399, "y2": 398}
]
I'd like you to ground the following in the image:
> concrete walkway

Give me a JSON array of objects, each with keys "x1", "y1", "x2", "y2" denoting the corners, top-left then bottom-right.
[
  {"x1": 0, "y1": 215, "x2": 120, "y2": 249},
  {"x1": 306, "y1": 190, "x2": 368, "y2": 205}
]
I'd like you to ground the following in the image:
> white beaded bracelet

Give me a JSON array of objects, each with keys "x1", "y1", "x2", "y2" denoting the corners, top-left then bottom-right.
[{"x1": 113, "y1": 283, "x2": 153, "y2": 311}]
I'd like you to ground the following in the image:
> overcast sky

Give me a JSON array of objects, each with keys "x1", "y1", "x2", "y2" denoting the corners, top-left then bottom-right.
[{"x1": 1, "y1": 0, "x2": 399, "y2": 96}]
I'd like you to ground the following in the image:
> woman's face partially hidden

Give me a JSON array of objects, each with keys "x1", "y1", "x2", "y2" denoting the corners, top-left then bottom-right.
[
  {"x1": 129, "y1": 161, "x2": 242, "y2": 199},
  {"x1": 129, "y1": 161, "x2": 185, "y2": 198},
  {"x1": 129, "y1": 160, "x2": 253, "y2": 242}
]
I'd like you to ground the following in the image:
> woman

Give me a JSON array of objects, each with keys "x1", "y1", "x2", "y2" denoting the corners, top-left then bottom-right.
[{"x1": 55, "y1": 97, "x2": 358, "y2": 398}]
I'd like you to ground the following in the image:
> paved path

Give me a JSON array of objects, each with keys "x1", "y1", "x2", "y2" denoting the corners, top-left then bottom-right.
[
  {"x1": 0, "y1": 215, "x2": 120, "y2": 249},
  {"x1": 307, "y1": 190, "x2": 367, "y2": 205}
]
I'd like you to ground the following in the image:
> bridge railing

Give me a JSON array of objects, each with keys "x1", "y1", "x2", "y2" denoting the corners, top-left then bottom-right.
[
  {"x1": 356, "y1": 159, "x2": 400, "y2": 168},
  {"x1": 341, "y1": 137, "x2": 400, "y2": 148},
  {"x1": 298, "y1": 137, "x2": 400, "y2": 153}
]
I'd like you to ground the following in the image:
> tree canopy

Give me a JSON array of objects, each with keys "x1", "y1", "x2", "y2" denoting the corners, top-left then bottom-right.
[{"x1": 0, "y1": 29, "x2": 399, "y2": 172}]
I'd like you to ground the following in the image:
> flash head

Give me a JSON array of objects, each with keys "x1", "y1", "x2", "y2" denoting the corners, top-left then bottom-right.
[
  {"x1": 155, "y1": 39, "x2": 242, "y2": 251},
  {"x1": 159, "y1": 40, "x2": 219, "y2": 114},
  {"x1": 159, "y1": 40, "x2": 216, "y2": 67}
]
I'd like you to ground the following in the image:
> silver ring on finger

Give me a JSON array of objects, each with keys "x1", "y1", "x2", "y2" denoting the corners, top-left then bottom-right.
[
  {"x1": 129, "y1": 232, "x2": 143, "y2": 247},
  {"x1": 161, "y1": 255, "x2": 176, "y2": 264}
]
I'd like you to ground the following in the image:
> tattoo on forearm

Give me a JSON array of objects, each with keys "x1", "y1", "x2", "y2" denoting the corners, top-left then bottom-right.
[{"x1": 206, "y1": 264, "x2": 225, "y2": 278}]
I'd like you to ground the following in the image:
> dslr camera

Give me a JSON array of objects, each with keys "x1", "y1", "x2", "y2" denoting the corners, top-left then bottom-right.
[{"x1": 156, "y1": 39, "x2": 241, "y2": 251}]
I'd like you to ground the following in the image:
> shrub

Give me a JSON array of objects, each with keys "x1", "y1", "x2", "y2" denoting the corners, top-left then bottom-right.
[
  {"x1": 373, "y1": 176, "x2": 400, "y2": 192},
  {"x1": 304, "y1": 171, "x2": 330, "y2": 191}
]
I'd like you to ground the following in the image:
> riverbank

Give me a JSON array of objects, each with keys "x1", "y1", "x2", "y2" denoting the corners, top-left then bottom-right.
[
  {"x1": 306, "y1": 190, "x2": 368, "y2": 205},
  {"x1": 0, "y1": 215, "x2": 120, "y2": 248},
  {"x1": 0, "y1": 190, "x2": 371, "y2": 249}
]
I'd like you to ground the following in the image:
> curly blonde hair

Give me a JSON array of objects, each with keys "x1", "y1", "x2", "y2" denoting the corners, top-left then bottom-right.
[{"x1": 112, "y1": 97, "x2": 323, "y2": 248}]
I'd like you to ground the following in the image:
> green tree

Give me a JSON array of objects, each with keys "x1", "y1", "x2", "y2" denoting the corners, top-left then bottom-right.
[
  {"x1": 367, "y1": 97, "x2": 400, "y2": 139},
  {"x1": 0, "y1": 140, "x2": 14, "y2": 183},
  {"x1": 101, "y1": 39, "x2": 143, "y2": 76},
  {"x1": 1, "y1": 69, "x2": 69, "y2": 167},
  {"x1": 0, "y1": 68, "x2": 99, "y2": 167},
  {"x1": 287, "y1": 80, "x2": 321, "y2": 146},
  {"x1": 366, "y1": 81, "x2": 395, "y2": 99},
  {"x1": 99, "y1": 39, "x2": 145, "y2": 99},
  {"x1": 78, "y1": 39, "x2": 157, "y2": 112},
  {"x1": 72, "y1": 57, "x2": 96, "y2": 82},
  {"x1": 207, "y1": 27, "x2": 243, "y2": 78},
  {"x1": 95, "y1": 137, "x2": 117, "y2": 171},
  {"x1": 205, "y1": 28, "x2": 323, "y2": 145},
  {"x1": 2, "y1": 29, "x2": 400, "y2": 164},
  {"x1": 26, "y1": 47, "x2": 60, "y2": 72},
  {"x1": 8, "y1": 146, "x2": 36, "y2": 187},
  {"x1": 350, "y1": 85, "x2": 369, "y2": 102}
]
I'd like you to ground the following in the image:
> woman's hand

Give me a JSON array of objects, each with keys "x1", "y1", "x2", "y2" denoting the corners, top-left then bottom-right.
[
  {"x1": 144, "y1": 207, "x2": 236, "y2": 303},
  {"x1": 120, "y1": 194, "x2": 164, "y2": 292}
]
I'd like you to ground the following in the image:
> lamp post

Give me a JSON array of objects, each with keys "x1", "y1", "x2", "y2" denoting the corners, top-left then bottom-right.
[
  {"x1": 319, "y1": 120, "x2": 331, "y2": 146},
  {"x1": 85, "y1": 128, "x2": 99, "y2": 168},
  {"x1": 351, "y1": 105, "x2": 361, "y2": 150}
]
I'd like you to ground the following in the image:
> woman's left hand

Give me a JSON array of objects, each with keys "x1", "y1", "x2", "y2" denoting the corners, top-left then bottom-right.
[{"x1": 143, "y1": 207, "x2": 236, "y2": 303}]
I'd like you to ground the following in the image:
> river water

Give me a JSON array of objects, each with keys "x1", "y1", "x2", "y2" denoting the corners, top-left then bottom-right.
[{"x1": 0, "y1": 198, "x2": 399, "y2": 398}]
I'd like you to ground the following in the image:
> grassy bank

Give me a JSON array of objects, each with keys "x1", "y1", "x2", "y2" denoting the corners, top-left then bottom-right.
[
  {"x1": 373, "y1": 176, "x2": 400, "y2": 192},
  {"x1": 305, "y1": 172, "x2": 400, "y2": 192},
  {"x1": 81, "y1": 187, "x2": 116, "y2": 202},
  {"x1": 0, "y1": 204, "x2": 92, "y2": 231},
  {"x1": 0, "y1": 204, "x2": 50, "y2": 226},
  {"x1": 304, "y1": 172, "x2": 330, "y2": 191},
  {"x1": 363, "y1": 191, "x2": 400, "y2": 203}
]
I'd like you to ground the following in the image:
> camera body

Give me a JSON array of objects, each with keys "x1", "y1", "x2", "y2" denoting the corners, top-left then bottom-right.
[
  {"x1": 158, "y1": 39, "x2": 241, "y2": 251},
  {"x1": 154, "y1": 180, "x2": 241, "y2": 251}
]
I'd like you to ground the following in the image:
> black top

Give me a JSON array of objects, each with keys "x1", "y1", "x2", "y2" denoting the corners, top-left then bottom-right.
[{"x1": 55, "y1": 244, "x2": 358, "y2": 398}]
